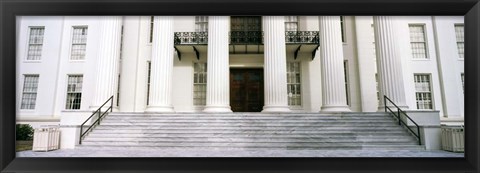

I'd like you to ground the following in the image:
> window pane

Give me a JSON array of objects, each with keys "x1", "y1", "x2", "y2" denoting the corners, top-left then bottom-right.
[
  {"x1": 414, "y1": 74, "x2": 432, "y2": 110},
  {"x1": 27, "y1": 27, "x2": 44, "y2": 60},
  {"x1": 71, "y1": 27, "x2": 88, "y2": 60},
  {"x1": 21, "y1": 75, "x2": 39, "y2": 109},
  {"x1": 287, "y1": 62, "x2": 301, "y2": 106},
  {"x1": 193, "y1": 63, "x2": 207, "y2": 105},
  {"x1": 65, "y1": 75, "x2": 83, "y2": 109},
  {"x1": 409, "y1": 25, "x2": 428, "y2": 59}
]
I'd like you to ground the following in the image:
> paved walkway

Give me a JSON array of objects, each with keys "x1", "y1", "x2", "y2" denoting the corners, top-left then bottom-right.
[{"x1": 17, "y1": 148, "x2": 464, "y2": 157}]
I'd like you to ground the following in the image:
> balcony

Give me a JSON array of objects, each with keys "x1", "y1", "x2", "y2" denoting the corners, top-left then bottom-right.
[{"x1": 173, "y1": 31, "x2": 320, "y2": 60}]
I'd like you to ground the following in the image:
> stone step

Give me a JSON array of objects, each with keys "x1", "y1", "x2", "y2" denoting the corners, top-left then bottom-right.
[
  {"x1": 76, "y1": 145, "x2": 425, "y2": 150},
  {"x1": 93, "y1": 123, "x2": 400, "y2": 128},
  {"x1": 100, "y1": 119, "x2": 397, "y2": 123},
  {"x1": 87, "y1": 129, "x2": 411, "y2": 135},
  {"x1": 105, "y1": 115, "x2": 393, "y2": 119},
  {"x1": 85, "y1": 133, "x2": 414, "y2": 138},
  {"x1": 82, "y1": 137, "x2": 417, "y2": 143},
  {"x1": 79, "y1": 141, "x2": 420, "y2": 148},
  {"x1": 89, "y1": 126, "x2": 406, "y2": 131}
]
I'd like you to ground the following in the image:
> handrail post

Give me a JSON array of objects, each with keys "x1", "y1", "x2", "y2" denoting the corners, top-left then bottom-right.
[
  {"x1": 397, "y1": 109, "x2": 401, "y2": 125},
  {"x1": 79, "y1": 126, "x2": 83, "y2": 144},
  {"x1": 98, "y1": 110, "x2": 101, "y2": 125},
  {"x1": 384, "y1": 96, "x2": 387, "y2": 113},
  {"x1": 418, "y1": 127, "x2": 422, "y2": 145},
  {"x1": 111, "y1": 96, "x2": 113, "y2": 112}
]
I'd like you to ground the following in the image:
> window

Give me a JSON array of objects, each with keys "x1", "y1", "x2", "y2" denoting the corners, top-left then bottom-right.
[
  {"x1": 375, "y1": 73, "x2": 380, "y2": 104},
  {"x1": 195, "y1": 16, "x2": 208, "y2": 32},
  {"x1": 285, "y1": 16, "x2": 298, "y2": 32},
  {"x1": 414, "y1": 74, "x2": 433, "y2": 110},
  {"x1": 461, "y1": 73, "x2": 464, "y2": 94},
  {"x1": 409, "y1": 24, "x2": 428, "y2": 59},
  {"x1": 455, "y1": 24, "x2": 464, "y2": 59},
  {"x1": 193, "y1": 63, "x2": 207, "y2": 106},
  {"x1": 21, "y1": 75, "x2": 39, "y2": 109},
  {"x1": 26, "y1": 27, "x2": 44, "y2": 60},
  {"x1": 65, "y1": 75, "x2": 83, "y2": 109},
  {"x1": 117, "y1": 74, "x2": 120, "y2": 106},
  {"x1": 287, "y1": 62, "x2": 301, "y2": 106},
  {"x1": 340, "y1": 16, "x2": 346, "y2": 43},
  {"x1": 344, "y1": 60, "x2": 349, "y2": 105},
  {"x1": 149, "y1": 16, "x2": 154, "y2": 43},
  {"x1": 71, "y1": 26, "x2": 88, "y2": 60},
  {"x1": 146, "y1": 62, "x2": 151, "y2": 105}
]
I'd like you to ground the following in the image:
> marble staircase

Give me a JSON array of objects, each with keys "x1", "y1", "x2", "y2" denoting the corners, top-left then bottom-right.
[{"x1": 78, "y1": 112, "x2": 424, "y2": 150}]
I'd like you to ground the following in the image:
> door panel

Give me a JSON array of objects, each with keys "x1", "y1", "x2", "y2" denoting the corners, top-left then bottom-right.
[{"x1": 230, "y1": 69, "x2": 264, "y2": 112}]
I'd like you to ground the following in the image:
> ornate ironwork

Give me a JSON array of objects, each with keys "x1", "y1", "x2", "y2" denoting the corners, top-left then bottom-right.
[
  {"x1": 174, "y1": 32, "x2": 208, "y2": 44},
  {"x1": 230, "y1": 31, "x2": 263, "y2": 44},
  {"x1": 285, "y1": 31, "x2": 319, "y2": 44}
]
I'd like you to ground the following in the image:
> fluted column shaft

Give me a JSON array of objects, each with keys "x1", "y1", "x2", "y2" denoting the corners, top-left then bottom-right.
[
  {"x1": 261, "y1": 16, "x2": 290, "y2": 112},
  {"x1": 91, "y1": 16, "x2": 122, "y2": 110},
  {"x1": 203, "y1": 16, "x2": 232, "y2": 112},
  {"x1": 319, "y1": 16, "x2": 351, "y2": 112},
  {"x1": 373, "y1": 16, "x2": 408, "y2": 110},
  {"x1": 146, "y1": 16, "x2": 175, "y2": 112}
]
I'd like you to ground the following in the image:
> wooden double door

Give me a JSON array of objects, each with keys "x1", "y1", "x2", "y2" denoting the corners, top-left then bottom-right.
[{"x1": 230, "y1": 69, "x2": 264, "y2": 112}]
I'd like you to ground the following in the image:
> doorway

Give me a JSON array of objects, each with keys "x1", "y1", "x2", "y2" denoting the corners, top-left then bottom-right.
[{"x1": 230, "y1": 69, "x2": 264, "y2": 112}]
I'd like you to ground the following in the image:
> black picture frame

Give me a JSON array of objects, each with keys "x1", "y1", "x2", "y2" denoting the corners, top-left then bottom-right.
[{"x1": 1, "y1": 0, "x2": 479, "y2": 172}]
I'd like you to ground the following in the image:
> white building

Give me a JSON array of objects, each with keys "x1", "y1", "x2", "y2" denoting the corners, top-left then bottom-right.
[{"x1": 15, "y1": 16, "x2": 465, "y2": 148}]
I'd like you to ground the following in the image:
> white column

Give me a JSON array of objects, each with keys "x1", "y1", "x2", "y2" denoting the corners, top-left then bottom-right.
[
  {"x1": 203, "y1": 16, "x2": 232, "y2": 112},
  {"x1": 261, "y1": 16, "x2": 290, "y2": 112},
  {"x1": 91, "y1": 16, "x2": 122, "y2": 111},
  {"x1": 373, "y1": 16, "x2": 408, "y2": 110},
  {"x1": 318, "y1": 16, "x2": 350, "y2": 112},
  {"x1": 145, "y1": 16, "x2": 175, "y2": 112}
]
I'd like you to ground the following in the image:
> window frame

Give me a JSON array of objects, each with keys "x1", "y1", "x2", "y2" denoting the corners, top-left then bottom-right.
[
  {"x1": 454, "y1": 24, "x2": 464, "y2": 60},
  {"x1": 193, "y1": 62, "x2": 207, "y2": 106},
  {"x1": 70, "y1": 26, "x2": 88, "y2": 61},
  {"x1": 149, "y1": 16, "x2": 154, "y2": 43},
  {"x1": 65, "y1": 74, "x2": 83, "y2": 110},
  {"x1": 408, "y1": 24, "x2": 430, "y2": 60},
  {"x1": 20, "y1": 74, "x2": 40, "y2": 110},
  {"x1": 146, "y1": 61, "x2": 151, "y2": 105},
  {"x1": 287, "y1": 61, "x2": 302, "y2": 107},
  {"x1": 340, "y1": 16, "x2": 346, "y2": 43},
  {"x1": 284, "y1": 16, "x2": 299, "y2": 32},
  {"x1": 195, "y1": 16, "x2": 209, "y2": 32},
  {"x1": 25, "y1": 26, "x2": 45, "y2": 62},
  {"x1": 413, "y1": 73, "x2": 434, "y2": 110}
]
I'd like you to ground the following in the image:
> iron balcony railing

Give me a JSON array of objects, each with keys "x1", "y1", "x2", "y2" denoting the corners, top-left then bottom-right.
[
  {"x1": 173, "y1": 31, "x2": 320, "y2": 45},
  {"x1": 285, "y1": 31, "x2": 319, "y2": 44},
  {"x1": 174, "y1": 32, "x2": 208, "y2": 44},
  {"x1": 230, "y1": 31, "x2": 263, "y2": 44}
]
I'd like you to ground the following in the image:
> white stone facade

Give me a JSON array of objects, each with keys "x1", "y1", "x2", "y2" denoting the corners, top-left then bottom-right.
[{"x1": 16, "y1": 16, "x2": 465, "y2": 128}]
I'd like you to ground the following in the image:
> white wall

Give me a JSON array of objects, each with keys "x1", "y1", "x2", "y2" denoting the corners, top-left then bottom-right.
[
  {"x1": 16, "y1": 16, "x2": 464, "y2": 116},
  {"x1": 431, "y1": 16, "x2": 464, "y2": 119}
]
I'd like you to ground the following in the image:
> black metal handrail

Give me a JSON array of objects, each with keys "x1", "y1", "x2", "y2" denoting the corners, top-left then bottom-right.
[
  {"x1": 174, "y1": 32, "x2": 208, "y2": 44},
  {"x1": 285, "y1": 31, "x2": 319, "y2": 44},
  {"x1": 79, "y1": 96, "x2": 114, "y2": 144},
  {"x1": 384, "y1": 95, "x2": 421, "y2": 145}
]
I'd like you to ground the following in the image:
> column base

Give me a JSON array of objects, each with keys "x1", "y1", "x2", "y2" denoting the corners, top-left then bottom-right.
[
  {"x1": 262, "y1": 105, "x2": 291, "y2": 112},
  {"x1": 203, "y1": 105, "x2": 232, "y2": 112},
  {"x1": 320, "y1": 105, "x2": 351, "y2": 112},
  {"x1": 145, "y1": 105, "x2": 175, "y2": 113}
]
